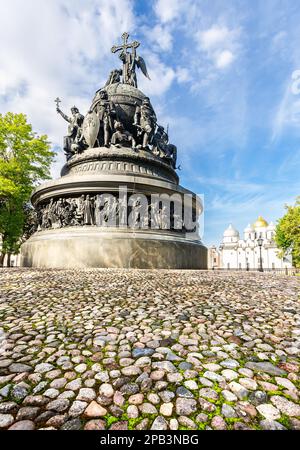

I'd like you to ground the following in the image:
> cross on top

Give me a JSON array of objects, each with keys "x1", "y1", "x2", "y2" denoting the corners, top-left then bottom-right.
[
  {"x1": 110, "y1": 32, "x2": 150, "y2": 87},
  {"x1": 54, "y1": 97, "x2": 61, "y2": 109},
  {"x1": 111, "y1": 32, "x2": 140, "y2": 55}
]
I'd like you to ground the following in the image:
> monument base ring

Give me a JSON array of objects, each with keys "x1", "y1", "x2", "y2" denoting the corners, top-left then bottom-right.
[{"x1": 21, "y1": 228, "x2": 207, "y2": 269}]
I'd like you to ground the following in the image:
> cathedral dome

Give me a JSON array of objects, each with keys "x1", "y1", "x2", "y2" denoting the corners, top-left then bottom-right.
[
  {"x1": 223, "y1": 224, "x2": 239, "y2": 238},
  {"x1": 244, "y1": 223, "x2": 254, "y2": 233},
  {"x1": 253, "y1": 216, "x2": 268, "y2": 228}
]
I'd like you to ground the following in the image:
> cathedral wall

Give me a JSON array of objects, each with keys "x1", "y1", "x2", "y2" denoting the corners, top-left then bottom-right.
[{"x1": 221, "y1": 244, "x2": 293, "y2": 269}]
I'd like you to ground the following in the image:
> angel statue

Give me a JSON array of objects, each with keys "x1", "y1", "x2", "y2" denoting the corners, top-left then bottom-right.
[{"x1": 111, "y1": 32, "x2": 150, "y2": 88}]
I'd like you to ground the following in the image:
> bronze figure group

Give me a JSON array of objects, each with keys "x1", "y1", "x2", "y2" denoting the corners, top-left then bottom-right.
[
  {"x1": 37, "y1": 195, "x2": 187, "y2": 232},
  {"x1": 55, "y1": 33, "x2": 177, "y2": 168}
]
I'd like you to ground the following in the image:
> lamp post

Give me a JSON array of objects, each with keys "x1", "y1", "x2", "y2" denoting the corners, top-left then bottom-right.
[{"x1": 257, "y1": 237, "x2": 263, "y2": 272}]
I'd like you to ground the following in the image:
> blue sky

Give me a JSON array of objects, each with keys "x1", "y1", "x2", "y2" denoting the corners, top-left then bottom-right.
[{"x1": 0, "y1": 0, "x2": 300, "y2": 246}]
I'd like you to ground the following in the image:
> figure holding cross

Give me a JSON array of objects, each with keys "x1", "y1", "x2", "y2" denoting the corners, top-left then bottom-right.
[
  {"x1": 54, "y1": 97, "x2": 85, "y2": 160},
  {"x1": 111, "y1": 32, "x2": 150, "y2": 88}
]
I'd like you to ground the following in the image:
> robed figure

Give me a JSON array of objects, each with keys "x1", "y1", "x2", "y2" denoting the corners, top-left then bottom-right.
[
  {"x1": 56, "y1": 106, "x2": 84, "y2": 160},
  {"x1": 83, "y1": 195, "x2": 94, "y2": 225}
]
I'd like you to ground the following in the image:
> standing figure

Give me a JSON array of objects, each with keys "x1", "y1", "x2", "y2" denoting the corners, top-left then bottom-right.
[
  {"x1": 111, "y1": 32, "x2": 150, "y2": 89},
  {"x1": 94, "y1": 194, "x2": 102, "y2": 226},
  {"x1": 76, "y1": 195, "x2": 85, "y2": 225},
  {"x1": 41, "y1": 206, "x2": 51, "y2": 229},
  {"x1": 131, "y1": 198, "x2": 142, "y2": 228},
  {"x1": 69, "y1": 199, "x2": 79, "y2": 226},
  {"x1": 161, "y1": 205, "x2": 170, "y2": 230},
  {"x1": 134, "y1": 98, "x2": 156, "y2": 149},
  {"x1": 110, "y1": 197, "x2": 119, "y2": 226},
  {"x1": 118, "y1": 196, "x2": 128, "y2": 227},
  {"x1": 55, "y1": 198, "x2": 64, "y2": 228},
  {"x1": 93, "y1": 90, "x2": 116, "y2": 147},
  {"x1": 56, "y1": 104, "x2": 85, "y2": 160},
  {"x1": 149, "y1": 202, "x2": 159, "y2": 229},
  {"x1": 83, "y1": 195, "x2": 94, "y2": 225},
  {"x1": 48, "y1": 198, "x2": 58, "y2": 228},
  {"x1": 142, "y1": 202, "x2": 149, "y2": 228},
  {"x1": 61, "y1": 198, "x2": 73, "y2": 227}
]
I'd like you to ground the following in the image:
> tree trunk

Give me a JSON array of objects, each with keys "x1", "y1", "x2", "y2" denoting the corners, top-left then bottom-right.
[
  {"x1": 0, "y1": 253, "x2": 5, "y2": 267},
  {"x1": 7, "y1": 253, "x2": 11, "y2": 267}
]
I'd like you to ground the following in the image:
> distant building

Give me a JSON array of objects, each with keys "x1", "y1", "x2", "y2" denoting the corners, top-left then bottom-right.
[
  {"x1": 219, "y1": 216, "x2": 293, "y2": 270},
  {"x1": 208, "y1": 245, "x2": 221, "y2": 269}
]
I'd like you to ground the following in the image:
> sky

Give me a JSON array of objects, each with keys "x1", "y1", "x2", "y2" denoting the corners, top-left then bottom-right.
[{"x1": 0, "y1": 0, "x2": 300, "y2": 246}]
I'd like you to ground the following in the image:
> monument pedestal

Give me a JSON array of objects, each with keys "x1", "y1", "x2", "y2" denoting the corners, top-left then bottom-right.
[
  {"x1": 21, "y1": 60, "x2": 207, "y2": 270},
  {"x1": 21, "y1": 147, "x2": 207, "y2": 269},
  {"x1": 21, "y1": 227, "x2": 207, "y2": 269}
]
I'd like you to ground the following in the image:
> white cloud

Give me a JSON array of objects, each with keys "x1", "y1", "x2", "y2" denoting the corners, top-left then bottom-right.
[
  {"x1": 196, "y1": 24, "x2": 241, "y2": 70},
  {"x1": 0, "y1": 0, "x2": 135, "y2": 177},
  {"x1": 199, "y1": 26, "x2": 232, "y2": 50},
  {"x1": 0, "y1": 0, "x2": 181, "y2": 179},
  {"x1": 176, "y1": 67, "x2": 192, "y2": 83},
  {"x1": 154, "y1": 25, "x2": 173, "y2": 51},
  {"x1": 143, "y1": 24, "x2": 173, "y2": 51},
  {"x1": 138, "y1": 52, "x2": 175, "y2": 97},
  {"x1": 154, "y1": 0, "x2": 182, "y2": 24},
  {"x1": 215, "y1": 50, "x2": 235, "y2": 69}
]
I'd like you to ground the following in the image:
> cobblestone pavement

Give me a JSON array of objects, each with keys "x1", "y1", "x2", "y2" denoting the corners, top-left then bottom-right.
[{"x1": 0, "y1": 269, "x2": 299, "y2": 430}]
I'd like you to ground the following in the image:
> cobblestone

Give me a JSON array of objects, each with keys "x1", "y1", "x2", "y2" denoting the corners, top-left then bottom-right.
[{"x1": 0, "y1": 269, "x2": 299, "y2": 430}]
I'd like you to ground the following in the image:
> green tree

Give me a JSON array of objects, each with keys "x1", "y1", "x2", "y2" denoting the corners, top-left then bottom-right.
[
  {"x1": 275, "y1": 197, "x2": 300, "y2": 268},
  {"x1": 0, "y1": 112, "x2": 54, "y2": 266}
]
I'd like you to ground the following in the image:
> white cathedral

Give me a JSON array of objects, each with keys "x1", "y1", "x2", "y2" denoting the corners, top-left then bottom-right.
[{"x1": 219, "y1": 216, "x2": 293, "y2": 270}]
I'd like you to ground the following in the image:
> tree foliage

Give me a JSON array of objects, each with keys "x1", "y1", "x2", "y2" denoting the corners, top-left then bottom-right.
[
  {"x1": 275, "y1": 197, "x2": 300, "y2": 268},
  {"x1": 0, "y1": 113, "x2": 54, "y2": 263}
]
